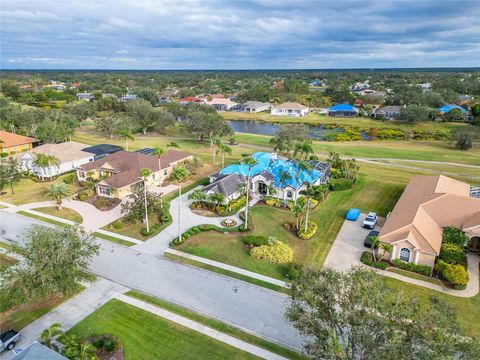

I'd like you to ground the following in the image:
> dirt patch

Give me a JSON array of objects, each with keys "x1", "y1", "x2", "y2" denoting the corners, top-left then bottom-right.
[
  {"x1": 85, "y1": 196, "x2": 121, "y2": 211},
  {"x1": 191, "y1": 208, "x2": 219, "y2": 217}
]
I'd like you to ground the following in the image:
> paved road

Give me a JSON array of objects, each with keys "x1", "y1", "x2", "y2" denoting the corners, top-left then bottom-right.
[{"x1": 0, "y1": 212, "x2": 303, "y2": 350}]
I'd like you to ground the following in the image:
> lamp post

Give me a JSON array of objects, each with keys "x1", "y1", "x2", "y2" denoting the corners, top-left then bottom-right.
[{"x1": 178, "y1": 185, "x2": 182, "y2": 242}]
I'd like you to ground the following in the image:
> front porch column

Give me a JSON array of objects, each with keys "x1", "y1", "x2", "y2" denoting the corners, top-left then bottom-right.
[
  {"x1": 391, "y1": 245, "x2": 397, "y2": 260},
  {"x1": 414, "y1": 249, "x2": 420, "y2": 265}
]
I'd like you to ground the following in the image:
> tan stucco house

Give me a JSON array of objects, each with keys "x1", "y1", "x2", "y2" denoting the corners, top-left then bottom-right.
[
  {"x1": 379, "y1": 175, "x2": 480, "y2": 268},
  {"x1": 76, "y1": 150, "x2": 193, "y2": 198},
  {"x1": 0, "y1": 131, "x2": 38, "y2": 155}
]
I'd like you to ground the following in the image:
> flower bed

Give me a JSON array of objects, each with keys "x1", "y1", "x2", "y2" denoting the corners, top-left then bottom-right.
[
  {"x1": 250, "y1": 240, "x2": 294, "y2": 264},
  {"x1": 297, "y1": 220, "x2": 318, "y2": 240},
  {"x1": 360, "y1": 251, "x2": 389, "y2": 270},
  {"x1": 391, "y1": 259, "x2": 432, "y2": 277},
  {"x1": 170, "y1": 222, "x2": 248, "y2": 246},
  {"x1": 221, "y1": 218, "x2": 237, "y2": 227}
]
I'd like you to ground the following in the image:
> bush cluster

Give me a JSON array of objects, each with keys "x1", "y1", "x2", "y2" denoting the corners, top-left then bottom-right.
[
  {"x1": 285, "y1": 263, "x2": 301, "y2": 280},
  {"x1": 391, "y1": 259, "x2": 432, "y2": 277},
  {"x1": 78, "y1": 191, "x2": 88, "y2": 201},
  {"x1": 241, "y1": 235, "x2": 268, "y2": 246},
  {"x1": 329, "y1": 178, "x2": 355, "y2": 191},
  {"x1": 217, "y1": 196, "x2": 246, "y2": 216},
  {"x1": 94, "y1": 197, "x2": 106, "y2": 209},
  {"x1": 250, "y1": 240, "x2": 294, "y2": 264},
  {"x1": 298, "y1": 221, "x2": 318, "y2": 240},
  {"x1": 436, "y1": 260, "x2": 469, "y2": 289},
  {"x1": 92, "y1": 335, "x2": 118, "y2": 353},
  {"x1": 360, "y1": 251, "x2": 389, "y2": 270},
  {"x1": 439, "y1": 243, "x2": 466, "y2": 265},
  {"x1": 442, "y1": 226, "x2": 470, "y2": 248},
  {"x1": 112, "y1": 220, "x2": 124, "y2": 230},
  {"x1": 264, "y1": 197, "x2": 293, "y2": 209},
  {"x1": 140, "y1": 223, "x2": 163, "y2": 236},
  {"x1": 171, "y1": 223, "x2": 247, "y2": 246},
  {"x1": 62, "y1": 173, "x2": 76, "y2": 184}
]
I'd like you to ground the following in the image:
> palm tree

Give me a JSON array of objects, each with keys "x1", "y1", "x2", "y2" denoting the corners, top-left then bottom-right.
[
  {"x1": 212, "y1": 136, "x2": 222, "y2": 165},
  {"x1": 242, "y1": 155, "x2": 257, "y2": 230},
  {"x1": 378, "y1": 243, "x2": 392, "y2": 263},
  {"x1": 45, "y1": 183, "x2": 70, "y2": 210},
  {"x1": 167, "y1": 141, "x2": 179, "y2": 148},
  {"x1": 153, "y1": 146, "x2": 166, "y2": 207},
  {"x1": 188, "y1": 189, "x2": 207, "y2": 207},
  {"x1": 370, "y1": 236, "x2": 380, "y2": 262},
  {"x1": 139, "y1": 168, "x2": 152, "y2": 232},
  {"x1": 33, "y1": 153, "x2": 59, "y2": 181},
  {"x1": 78, "y1": 343, "x2": 97, "y2": 360},
  {"x1": 40, "y1": 322, "x2": 64, "y2": 350},
  {"x1": 118, "y1": 129, "x2": 135, "y2": 151},
  {"x1": 293, "y1": 140, "x2": 314, "y2": 160},
  {"x1": 300, "y1": 183, "x2": 316, "y2": 234},
  {"x1": 277, "y1": 169, "x2": 292, "y2": 201},
  {"x1": 293, "y1": 160, "x2": 311, "y2": 205},
  {"x1": 219, "y1": 143, "x2": 232, "y2": 168},
  {"x1": 292, "y1": 201, "x2": 306, "y2": 230}
]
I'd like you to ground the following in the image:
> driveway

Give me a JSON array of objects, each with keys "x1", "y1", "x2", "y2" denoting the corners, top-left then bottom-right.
[{"x1": 324, "y1": 214, "x2": 381, "y2": 271}]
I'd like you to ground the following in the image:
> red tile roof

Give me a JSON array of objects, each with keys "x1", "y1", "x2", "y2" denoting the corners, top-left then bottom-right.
[{"x1": 0, "y1": 131, "x2": 37, "y2": 148}]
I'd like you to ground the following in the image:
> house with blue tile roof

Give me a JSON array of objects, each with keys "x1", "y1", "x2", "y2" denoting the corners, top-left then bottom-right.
[
  {"x1": 204, "y1": 152, "x2": 330, "y2": 202},
  {"x1": 328, "y1": 104, "x2": 359, "y2": 117}
]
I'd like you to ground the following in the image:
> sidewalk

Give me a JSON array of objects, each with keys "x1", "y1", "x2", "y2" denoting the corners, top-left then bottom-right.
[
  {"x1": 165, "y1": 248, "x2": 289, "y2": 288},
  {"x1": 116, "y1": 293, "x2": 289, "y2": 360},
  {"x1": 1, "y1": 278, "x2": 128, "y2": 360}
]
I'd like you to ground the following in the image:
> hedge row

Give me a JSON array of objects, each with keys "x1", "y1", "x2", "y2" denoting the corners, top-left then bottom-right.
[
  {"x1": 171, "y1": 223, "x2": 248, "y2": 246},
  {"x1": 360, "y1": 251, "x2": 389, "y2": 270},
  {"x1": 391, "y1": 259, "x2": 432, "y2": 277},
  {"x1": 217, "y1": 196, "x2": 246, "y2": 216}
]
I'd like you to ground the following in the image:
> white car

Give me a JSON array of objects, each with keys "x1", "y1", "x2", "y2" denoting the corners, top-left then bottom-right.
[{"x1": 362, "y1": 212, "x2": 377, "y2": 229}]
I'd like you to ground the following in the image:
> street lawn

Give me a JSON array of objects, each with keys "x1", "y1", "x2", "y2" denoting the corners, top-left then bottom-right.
[
  {"x1": 0, "y1": 253, "x2": 18, "y2": 268},
  {"x1": 17, "y1": 210, "x2": 70, "y2": 227},
  {"x1": 381, "y1": 275, "x2": 480, "y2": 337},
  {"x1": 33, "y1": 207, "x2": 83, "y2": 223},
  {"x1": 0, "y1": 285, "x2": 84, "y2": 333},
  {"x1": 66, "y1": 299, "x2": 259, "y2": 360},
  {"x1": 126, "y1": 290, "x2": 307, "y2": 360},
  {"x1": 92, "y1": 232, "x2": 137, "y2": 247},
  {"x1": 177, "y1": 165, "x2": 409, "y2": 280},
  {"x1": 0, "y1": 174, "x2": 84, "y2": 205},
  {"x1": 220, "y1": 111, "x2": 467, "y2": 132}
]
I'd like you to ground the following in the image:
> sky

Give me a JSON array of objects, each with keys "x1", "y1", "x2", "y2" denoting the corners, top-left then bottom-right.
[{"x1": 1, "y1": 0, "x2": 479, "y2": 70}]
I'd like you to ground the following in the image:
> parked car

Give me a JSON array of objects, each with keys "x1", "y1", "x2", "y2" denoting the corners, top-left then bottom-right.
[
  {"x1": 362, "y1": 212, "x2": 377, "y2": 229},
  {"x1": 345, "y1": 208, "x2": 361, "y2": 221},
  {"x1": 364, "y1": 230, "x2": 380, "y2": 248},
  {"x1": 0, "y1": 329, "x2": 20, "y2": 352}
]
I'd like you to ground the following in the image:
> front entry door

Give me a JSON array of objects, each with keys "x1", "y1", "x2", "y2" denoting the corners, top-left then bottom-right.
[{"x1": 258, "y1": 182, "x2": 267, "y2": 195}]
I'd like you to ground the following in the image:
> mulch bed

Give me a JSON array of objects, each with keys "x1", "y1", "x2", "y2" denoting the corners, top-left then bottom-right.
[{"x1": 85, "y1": 196, "x2": 121, "y2": 211}]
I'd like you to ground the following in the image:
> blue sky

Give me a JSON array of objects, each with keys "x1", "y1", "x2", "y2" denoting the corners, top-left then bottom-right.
[{"x1": 1, "y1": 0, "x2": 479, "y2": 69}]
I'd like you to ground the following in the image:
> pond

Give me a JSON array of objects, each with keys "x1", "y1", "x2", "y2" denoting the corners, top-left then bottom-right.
[{"x1": 227, "y1": 120, "x2": 369, "y2": 141}]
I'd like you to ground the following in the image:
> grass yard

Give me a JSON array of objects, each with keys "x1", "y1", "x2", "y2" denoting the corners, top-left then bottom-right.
[
  {"x1": 177, "y1": 166, "x2": 407, "y2": 280},
  {"x1": 33, "y1": 207, "x2": 83, "y2": 223},
  {"x1": 92, "y1": 232, "x2": 137, "y2": 246},
  {"x1": 0, "y1": 174, "x2": 84, "y2": 206},
  {"x1": 67, "y1": 299, "x2": 259, "y2": 360},
  {"x1": 126, "y1": 290, "x2": 306, "y2": 360},
  {"x1": 386, "y1": 268, "x2": 444, "y2": 286},
  {"x1": 382, "y1": 275, "x2": 480, "y2": 337},
  {"x1": 1, "y1": 286, "x2": 84, "y2": 333},
  {"x1": 0, "y1": 253, "x2": 18, "y2": 268},
  {"x1": 17, "y1": 210, "x2": 70, "y2": 227}
]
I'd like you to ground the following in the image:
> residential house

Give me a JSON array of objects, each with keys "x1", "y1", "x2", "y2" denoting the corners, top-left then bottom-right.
[
  {"x1": 328, "y1": 104, "x2": 359, "y2": 117},
  {"x1": 77, "y1": 150, "x2": 193, "y2": 198},
  {"x1": 177, "y1": 97, "x2": 205, "y2": 106},
  {"x1": 206, "y1": 98, "x2": 237, "y2": 111},
  {"x1": 71, "y1": 82, "x2": 81, "y2": 89},
  {"x1": 271, "y1": 102, "x2": 309, "y2": 117},
  {"x1": 0, "y1": 131, "x2": 38, "y2": 155},
  {"x1": 13, "y1": 141, "x2": 95, "y2": 178},
  {"x1": 81, "y1": 144, "x2": 123, "y2": 160},
  {"x1": 417, "y1": 83, "x2": 432, "y2": 93},
  {"x1": 203, "y1": 173, "x2": 246, "y2": 203},
  {"x1": 206, "y1": 152, "x2": 330, "y2": 202},
  {"x1": 76, "y1": 92, "x2": 94, "y2": 101},
  {"x1": 12, "y1": 341, "x2": 67, "y2": 360},
  {"x1": 436, "y1": 104, "x2": 470, "y2": 122},
  {"x1": 372, "y1": 106, "x2": 403, "y2": 120},
  {"x1": 211, "y1": 93, "x2": 225, "y2": 99},
  {"x1": 379, "y1": 175, "x2": 480, "y2": 268},
  {"x1": 120, "y1": 94, "x2": 138, "y2": 102},
  {"x1": 231, "y1": 101, "x2": 272, "y2": 113}
]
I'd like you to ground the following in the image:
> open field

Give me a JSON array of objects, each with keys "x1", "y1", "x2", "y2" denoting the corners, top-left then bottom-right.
[
  {"x1": 126, "y1": 290, "x2": 306, "y2": 360},
  {"x1": 1, "y1": 285, "x2": 84, "y2": 333},
  {"x1": 0, "y1": 174, "x2": 84, "y2": 206},
  {"x1": 67, "y1": 299, "x2": 258, "y2": 360},
  {"x1": 220, "y1": 111, "x2": 469, "y2": 132},
  {"x1": 382, "y1": 275, "x2": 480, "y2": 337},
  {"x1": 33, "y1": 206, "x2": 83, "y2": 223}
]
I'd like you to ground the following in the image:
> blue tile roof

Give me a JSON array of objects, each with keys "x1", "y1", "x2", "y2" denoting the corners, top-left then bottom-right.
[
  {"x1": 437, "y1": 105, "x2": 466, "y2": 113},
  {"x1": 219, "y1": 152, "x2": 324, "y2": 190},
  {"x1": 329, "y1": 104, "x2": 357, "y2": 112}
]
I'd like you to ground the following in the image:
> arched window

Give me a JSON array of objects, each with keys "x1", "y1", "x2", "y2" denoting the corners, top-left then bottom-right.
[
  {"x1": 287, "y1": 190, "x2": 293, "y2": 198},
  {"x1": 399, "y1": 248, "x2": 411, "y2": 262}
]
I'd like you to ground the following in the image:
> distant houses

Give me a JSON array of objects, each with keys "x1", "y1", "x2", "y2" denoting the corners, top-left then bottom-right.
[
  {"x1": 328, "y1": 104, "x2": 359, "y2": 117},
  {"x1": 372, "y1": 106, "x2": 403, "y2": 120},
  {"x1": 206, "y1": 98, "x2": 237, "y2": 111},
  {"x1": 120, "y1": 94, "x2": 138, "y2": 102},
  {"x1": 231, "y1": 101, "x2": 272, "y2": 113},
  {"x1": 271, "y1": 102, "x2": 309, "y2": 117},
  {"x1": 76, "y1": 92, "x2": 94, "y2": 101},
  {"x1": 0, "y1": 131, "x2": 38, "y2": 155},
  {"x1": 177, "y1": 97, "x2": 205, "y2": 106}
]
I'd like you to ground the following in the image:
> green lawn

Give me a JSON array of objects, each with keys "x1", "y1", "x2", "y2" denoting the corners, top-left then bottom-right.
[
  {"x1": 33, "y1": 207, "x2": 83, "y2": 223},
  {"x1": 126, "y1": 290, "x2": 306, "y2": 360},
  {"x1": 382, "y1": 275, "x2": 480, "y2": 337},
  {"x1": 17, "y1": 210, "x2": 70, "y2": 227},
  {"x1": 177, "y1": 167, "x2": 406, "y2": 280},
  {"x1": 386, "y1": 268, "x2": 444, "y2": 286},
  {"x1": 0, "y1": 174, "x2": 84, "y2": 205},
  {"x1": 1, "y1": 285, "x2": 84, "y2": 333},
  {"x1": 67, "y1": 299, "x2": 259, "y2": 360}
]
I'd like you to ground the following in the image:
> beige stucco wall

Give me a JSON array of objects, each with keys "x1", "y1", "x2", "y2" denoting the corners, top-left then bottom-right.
[{"x1": 380, "y1": 239, "x2": 436, "y2": 268}]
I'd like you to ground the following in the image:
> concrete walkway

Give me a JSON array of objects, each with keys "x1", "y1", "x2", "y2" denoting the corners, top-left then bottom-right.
[
  {"x1": 165, "y1": 248, "x2": 289, "y2": 288},
  {"x1": 1, "y1": 278, "x2": 128, "y2": 360},
  {"x1": 116, "y1": 293, "x2": 289, "y2": 360},
  {"x1": 135, "y1": 187, "x2": 244, "y2": 255}
]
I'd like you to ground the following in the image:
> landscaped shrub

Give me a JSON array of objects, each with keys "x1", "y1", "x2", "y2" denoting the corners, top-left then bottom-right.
[
  {"x1": 198, "y1": 224, "x2": 216, "y2": 231},
  {"x1": 285, "y1": 263, "x2": 301, "y2": 280},
  {"x1": 439, "y1": 243, "x2": 466, "y2": 265},
  {"x1": 78, "y1": 191, "x2": 88, "y2": 201},
  {"x1": 93, "y1": 335, "x2": 118, "y2": 353},
  {"x1": 308, "y1": 198, "x2": 319, "y2": 208},
  {"x1": 95, "y1": 197, "x2": 106, "y2": 209},
  {"x1": 360, "y1": 251, "x2": 389, "y2": 270},
  {"x1": 221, "y1": 218, "x2": 237, "y2": 227},
  {"x1": 161, "y1": 214, "x2": 172, "y2": 223},
  {"x1": 391, "y1": 259, "x2": 432, "y2": 277},
  {"x1": 298, "y1": 221, "x2": 318, "y2": 240},
  {"x1": 442, "y1": 226, "x2": 470, "y2": 248},
  {"x1": 140, "y1": 228, "x2": 152, "y2": 236},
  {"x1": 62, "y1": 173, "x2": 76, "y2": 184},
  {"x1": 441, "y1": 263, "x2": 469, "y2": 290},
  {"x1": 251, "y1": 240, "x2": 294, "y2": 264},
  {"x1": 217, "y1": 196, "x2": 246, "y2": 216},
  {"x1": 241, "y1": 235, "x2": 268, "y2": 246},
  {"x1": 265, "y1": 198, "x2": 278, "y2": 207},
  {"x1": 112, "y1": 220, "x2": 124, "y2": 230},
  {"x1": 329, "y1": 178, "x2": 355, "y2": 191}
]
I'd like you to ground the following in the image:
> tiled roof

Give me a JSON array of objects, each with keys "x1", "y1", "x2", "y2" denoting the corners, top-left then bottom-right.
[
  {"x1": 273, "y1": 102, "x2": 308, "y2": 110},
  {"x1": 329, "y1": 104, "x2": 358, "y2": 112},
  {"x1": 0, "y1": 131, "x2": 37, "y2": 148},
  {"x1": 203, "y1": 173, "x2": 245, "y2": 197},
  {"x1": 13, "y1": 141, "x2": 92, "y2": 163}
]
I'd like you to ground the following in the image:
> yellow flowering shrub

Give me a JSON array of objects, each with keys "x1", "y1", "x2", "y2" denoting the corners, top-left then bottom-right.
[{"x1": 251, "y1": 240, "x2": 294, "y2": 264}]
